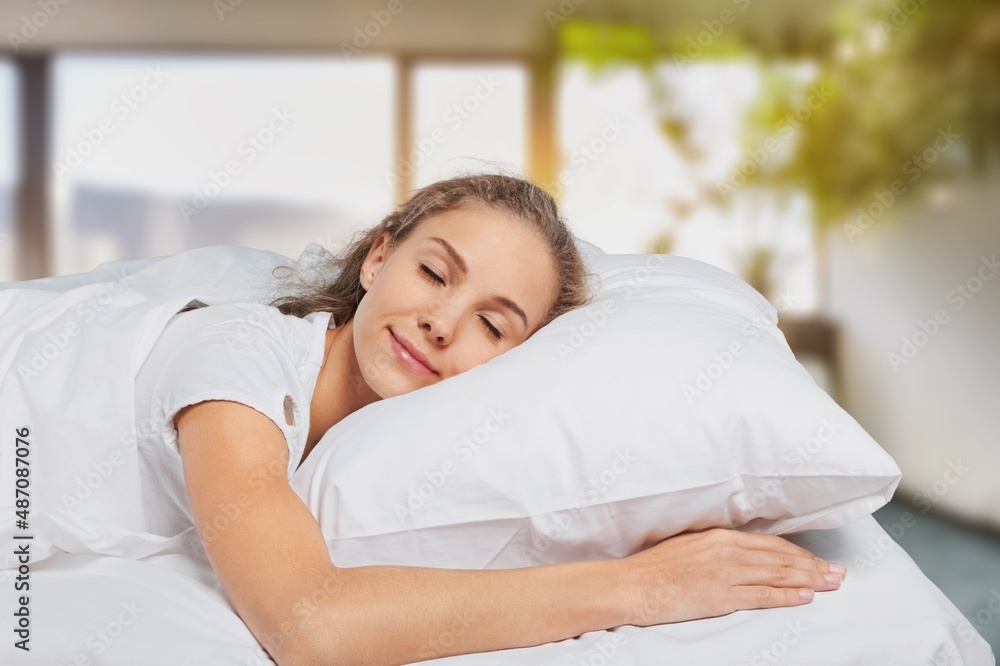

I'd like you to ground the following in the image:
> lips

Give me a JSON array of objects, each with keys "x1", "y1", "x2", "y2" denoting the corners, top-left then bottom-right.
[{"x1": 389, "y1": 329, "x2": 437, "y2": 375}]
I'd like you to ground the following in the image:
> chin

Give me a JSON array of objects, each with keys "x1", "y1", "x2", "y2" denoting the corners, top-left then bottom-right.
[
  {"x1": 359, "y1": 365, "x2": 426, "y2": 400},
  {"x1": 373, "y1": 381, "x2": 420, "y2": 401},
  {"x1": 355, "y1": 325, "x2": 438, "y2": 399}
]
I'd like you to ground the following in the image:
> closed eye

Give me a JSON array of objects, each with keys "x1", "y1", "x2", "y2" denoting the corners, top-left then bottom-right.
[
  {"x1": 480, "y1": 316, "x2": 503, "y2": 341},
  {"x1": 419, "y1": 263, "x2": 445, "y2": 285},
  {"x1": 418, "y1": 263, "x2": 504, "y2": 341}
]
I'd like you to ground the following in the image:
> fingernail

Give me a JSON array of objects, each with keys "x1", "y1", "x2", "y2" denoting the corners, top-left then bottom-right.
[
  {"x1": 799, "y1": 589, "x2": 815, "y2": 601},
  {"x1": 824, "y1": 573, "x2": 842, "y2": 585},
  {"x1": 829, "y1": 563, "x2": 847, "y2": 579}
]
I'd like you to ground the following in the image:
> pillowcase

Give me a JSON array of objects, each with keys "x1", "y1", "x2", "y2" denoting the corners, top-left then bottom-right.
[{"x1": 289, "y1": 239, "x2": 902, "y2": 569}]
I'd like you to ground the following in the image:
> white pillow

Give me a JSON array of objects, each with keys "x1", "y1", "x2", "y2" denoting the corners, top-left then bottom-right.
[{"x1": 289, "y1": 240, "x2": 902, "y2": 569}]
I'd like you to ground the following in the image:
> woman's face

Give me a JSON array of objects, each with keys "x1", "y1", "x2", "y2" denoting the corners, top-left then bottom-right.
[{"x1": 352, "y1": 204, "x2": 559, "y2": 398}]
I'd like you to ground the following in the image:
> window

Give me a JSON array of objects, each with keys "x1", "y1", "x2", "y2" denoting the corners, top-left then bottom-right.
[
  {"x1": 557, "y1": 60, "x2": 818, "y2": 312},
  {"x1": 51, "y1": 54, "x2": 396, "y2": 275},
  {"x1": 410, "y1": 62, "x2": 527, "y2": 188},
  {"x1": 0, "y1": 59, "x2": 16, "y2": 282}
]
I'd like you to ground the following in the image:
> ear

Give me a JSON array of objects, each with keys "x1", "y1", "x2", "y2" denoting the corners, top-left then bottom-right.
[{"x1": 360, "y1": 231, "x2": 392, "y2": 291}]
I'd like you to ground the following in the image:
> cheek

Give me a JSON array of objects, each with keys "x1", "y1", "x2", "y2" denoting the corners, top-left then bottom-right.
[
  {"x1": 355, "y1": 282, "x2": 391, "y2": 328},
  {"x1": 355, "y1": 329, "x2": 394, "y2": 393},
  {"x1": 372, "y1": 273, "x2": 422, "y2": 311},
  {"x1": 456, "y1": 341, "x2": 503, "y2": 375},
  {"x1": 352, "y1": 312, "x2": 381, "y2": 367}
]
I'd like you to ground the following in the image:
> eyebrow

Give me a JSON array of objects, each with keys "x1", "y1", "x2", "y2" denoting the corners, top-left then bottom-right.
[{"x1": 427, "y1": 236, "x2": 529, "y2": 331}]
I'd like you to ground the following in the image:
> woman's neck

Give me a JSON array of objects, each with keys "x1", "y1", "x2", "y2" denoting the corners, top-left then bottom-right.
[{"x1": 301, "y1": 317, "x2": 381, "y2": 467}]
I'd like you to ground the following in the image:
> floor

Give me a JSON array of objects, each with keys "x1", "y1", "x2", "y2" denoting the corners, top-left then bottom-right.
[{"x1": 874, "y1": 498, "x2": 1000, "y2": 660}]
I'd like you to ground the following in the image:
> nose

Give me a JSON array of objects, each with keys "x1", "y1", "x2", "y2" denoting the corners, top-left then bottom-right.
[{"x1": 418, "y1": 297, "x2": 463, "y2": 346}]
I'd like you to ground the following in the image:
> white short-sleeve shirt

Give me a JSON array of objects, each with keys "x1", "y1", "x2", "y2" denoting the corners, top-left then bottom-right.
[{"x1": 133, "y1": 300, "x2": 334, "y2": 537}]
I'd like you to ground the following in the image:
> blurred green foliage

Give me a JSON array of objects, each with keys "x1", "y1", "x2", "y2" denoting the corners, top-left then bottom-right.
[{"x1": 558, "y1": 0, "x2": 1000, "y2": 227}]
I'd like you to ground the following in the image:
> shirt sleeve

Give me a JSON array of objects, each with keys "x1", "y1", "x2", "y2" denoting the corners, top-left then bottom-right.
[{"x1": 135, "y1": 302, "x2": 309, "y2": 478}]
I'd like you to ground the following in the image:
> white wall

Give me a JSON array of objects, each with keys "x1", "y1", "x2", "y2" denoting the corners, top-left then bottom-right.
[{"x1": 826, "y1": 176, "x2": 1000, "y2": 529}]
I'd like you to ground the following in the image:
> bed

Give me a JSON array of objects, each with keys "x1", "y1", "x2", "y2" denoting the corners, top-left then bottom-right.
[
  {"x1": 0, "y1": 243, "x2": 994, "y2": 665},
  {"x1": 1, "y1": 514, "x2": 992, "y2": 665}
]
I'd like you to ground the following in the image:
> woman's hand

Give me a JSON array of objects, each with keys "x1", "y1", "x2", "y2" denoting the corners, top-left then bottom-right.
[{"x1": 618, "y1": 527, "x2": 846, "y2": 627}]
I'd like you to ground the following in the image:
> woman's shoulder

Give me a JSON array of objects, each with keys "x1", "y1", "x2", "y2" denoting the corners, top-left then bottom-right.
[
  {"x1": 134, "y1": 300, "x2": 327, "y2": 476},
  {"x1": 173, "y1": 300, "x2": 285, "y2": 322},
  {"x1": 159, "y1": 301, "x2": 331, "y2": 368},
  {"x1": 170, "y1": 301, "x2": 316, "y2": 337}
]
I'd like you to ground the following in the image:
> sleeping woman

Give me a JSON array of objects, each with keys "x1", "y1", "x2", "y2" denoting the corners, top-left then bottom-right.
[{"x1": 133, "y1": 174, "x2": 846, "y2": 665}]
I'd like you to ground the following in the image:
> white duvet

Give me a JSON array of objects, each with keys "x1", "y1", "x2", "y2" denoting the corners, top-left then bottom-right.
[{"x1": 0, "y1": 245, "x2": 994, "y2": 665}]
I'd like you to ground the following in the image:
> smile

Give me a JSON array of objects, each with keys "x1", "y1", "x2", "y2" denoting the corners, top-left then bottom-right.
[{"x1": 388, "y1": 329, "x2": 436, "y2": 376}]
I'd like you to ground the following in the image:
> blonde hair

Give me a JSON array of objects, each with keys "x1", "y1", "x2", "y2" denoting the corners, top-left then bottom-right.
[{"x1": 269, "y1": 174, "x2": 597, "y2": 331}]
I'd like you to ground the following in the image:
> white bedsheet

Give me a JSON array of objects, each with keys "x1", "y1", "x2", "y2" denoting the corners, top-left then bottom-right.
[{"x1": 1, "y1": 515, "x2": 993, "y2": 665}]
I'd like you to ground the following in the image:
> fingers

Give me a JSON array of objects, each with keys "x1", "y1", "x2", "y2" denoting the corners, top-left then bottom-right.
[
  {"x1": 728, "y1": 548, "x2": 848, "y2": 581},
  {"x1": 727, "y1": 530, "x2": 848, "y2": 579},
  {"x1": 729, "y1": 529, "x2": 818, "y2": 561},
  {"x1": 730, "y1": 565, "x2": 843, "y2": 592},
  {"x1": 726, "y1": 585, "x2": 819, "y2": 611},
  {"x1": 623, "y1": 527, "x2": 848, "y2": 625}
]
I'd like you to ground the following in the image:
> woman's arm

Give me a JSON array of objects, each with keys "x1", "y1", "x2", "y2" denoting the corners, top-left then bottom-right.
[{"x1": 176, "y1": 400, "x2": 843, "y2": 666}]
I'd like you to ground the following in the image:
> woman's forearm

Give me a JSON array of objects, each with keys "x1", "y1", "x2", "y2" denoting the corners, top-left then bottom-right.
[
  {"x1": 282, "y1": 525, "x2": 846, "y2": 666},
  {"x1": 289, "y1": 557, "x2": 633, "y2": 665}
]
